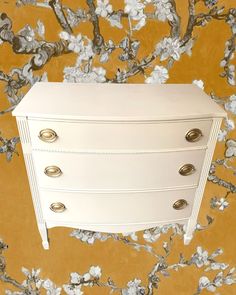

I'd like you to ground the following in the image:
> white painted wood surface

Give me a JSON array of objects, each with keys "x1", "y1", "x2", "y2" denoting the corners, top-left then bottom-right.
[
  {"x1": 40, "y1": 188, "x2": 195, "y2": 225},
  {"x1": 46, "y1": 218, "x2": 189, "y2": 233},
  {"x1": 33, "y1": 150, "x2": 205, "y2": 191},
  {"x1": 184, "y1": 118, "x2": 223, "y2": 244},
  {"x1": 28, "y1": 119, "x2": 212, "y2": 152},
  {"x1": 16, "y1": 117, "x2": 49, "y2": 249},
  {"x1": 12, "y1": 82, "x2": 227, "y2": 249},
  {"x1": 12, "y1": 83, "x2": 226, "y2": 120}
]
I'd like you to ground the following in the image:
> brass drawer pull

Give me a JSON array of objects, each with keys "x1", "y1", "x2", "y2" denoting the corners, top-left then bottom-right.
[
  {"x1": 179, "y1": 164, "x2": 196, "y2": 176},
  {"x1": 185, "y1": 128, "x2": 203, "y2": 142},
  {"x1": 39, "y1": 129, "x2": 58, "y2": 143},
  {"x1": 50, "y1": 202, "x2": 66, "y2": 213},
  {"x1": 44, "y1": 166, "x2": 62, "y2": 177},
  {"x1": 173, "y1": 199, "x2": 188, "y2": 210}
]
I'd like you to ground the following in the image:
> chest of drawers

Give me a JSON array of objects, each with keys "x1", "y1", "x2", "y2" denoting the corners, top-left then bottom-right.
[{"x1": 12, "y1": 82, "x2": 226, "y2": 249}]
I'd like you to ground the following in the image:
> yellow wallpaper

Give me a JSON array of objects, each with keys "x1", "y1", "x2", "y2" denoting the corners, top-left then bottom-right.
[{"x1": 0, "y1": 1, "x2": 236, "y2": 294}]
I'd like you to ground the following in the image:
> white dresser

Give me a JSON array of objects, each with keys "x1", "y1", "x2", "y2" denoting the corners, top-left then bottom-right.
[{"x1": 12, "y1": 83, "x2": 226, "y2": 249}]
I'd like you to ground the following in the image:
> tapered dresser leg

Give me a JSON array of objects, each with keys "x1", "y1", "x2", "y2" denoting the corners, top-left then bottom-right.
[
  {"x1": 38, "y1": 223, "x2": 49, "y2": 250},
  {"x1": 184, "y1": 233, "x2": 193, "y2": 245},
  {"x1": 184, "y1": 219, "x2": 195, "y2": 245}
]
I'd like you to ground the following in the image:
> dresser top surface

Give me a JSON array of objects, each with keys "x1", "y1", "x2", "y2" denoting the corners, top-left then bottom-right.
[{"x1": 12, "y1": 82, "x2": 226, "y2": 121}]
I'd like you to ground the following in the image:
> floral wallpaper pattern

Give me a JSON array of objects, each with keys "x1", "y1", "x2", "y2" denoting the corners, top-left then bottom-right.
[{"x1": 0, "y1": 0, "x2": 236, "y2": 294}]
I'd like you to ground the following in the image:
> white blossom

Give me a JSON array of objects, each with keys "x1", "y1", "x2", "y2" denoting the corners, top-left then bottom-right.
[
  {"x1": 100, "y1": 39, "x2": 115, "y2": 63},
  {"x1": 43, "y1": 279, "x2": 61, "y2": 295},
  {"x1": 95, "y1": 0, "x2": 113, "y2": 18},
  {"x1": 122, "y1": 232, "x2": 138, "y2": 241},
  {"x1": 122, "y1": 279, "x2": 145, "y2": 295},
  {"x1": 145, "y1": 65, "x2": 169, "y2": 84},
  {"x1": 133, "y1": 15, "x2": 146, "y2": 30},
  {"x1": 217, "y1": 129, "x2": 227, "y2": 142},
  {"x1": 65, "y1": 7, "x2": 85, "y2": 28},
  {"x1": 36, "y1": 20, "x2": 45, "y2": 38},
  {"x1": 211, "y1": 197, "x2": 229, "y2": 211},
  {"x1": 63, "y1": 284, "x2": 83, "y2": 295},
  {"x1": 155, "y1": 37, "x2": 182, "y2": 61},
  {"x1": 59, "y1": 32, "x2": 94, "y2": 63},
  {"x1": 204, "y1": 0, "x2": 218, "y2": 7},
  {"x1": 59, "y1": 31, "x2": 70, "y2": 40},
  {"x1": 225, "y1": 94, "x2": 236, "y2": 114},
  {"x1": 210, "y1": 262, "x2": 229, "y2": 270},
  {"x1": 107, "y1": 14, "x2": 123, "y2": 28},
  {"x1": 70, "y1": 229, "x2": 109, "y2": 244},
  {"x1": 89, "y1": 266, "x2": 102, "y2": 278},
  {"x1": 68, "y1": 34, "x2": 83, "y2": 53},
  {"x1": 143, "y1": 224, "x2": 184, "y2": 243},
  {"x1": 198, "y1": 276, "x2": 216, "y2": 292},
  {"x1": 143, "y1": 231, "x2": 160, "y2": 243},
  {"x1": 154, "y1": 0, "x2": 173, "y2": 22},
  {"x1": 100, "y1": 52, "x2": 109, "y2": 63},
  {"x1": 225, "y1": 139, "x2": 236, "y2": 157},
  {"x1": 124, "y1": 0, "x2": 145, "y2": 18},
  {"x1": 225, "y1": 276, "x2": 236, "y2": 285},
  {"x1": 70, "y1": 273, "x2": 81, "y2": 284},
  {"x1": 225, "y1": 118, "x2": 235, "y2": 131},
  {"x1": 124, "y1": 0, "x2": 146, "y2": 30},
  {"x1": 21, "y1": 268, "x2": 43, "y2": 289},
  {"x1": 64, "y1": 66, "x2": 106, "y2": 83},
  {"x1": 228, "y1": 65, "x2": 235, "y2": 86},
  {"x1": 76, "y1": 43, "x2": 94, "y2": 64},
  {"x1": 18, "y1": 24, "x2": 35, "y2": 42},
  {"x1": 83, "y1": 273, "x2": 91, "y2": 281},
  {"x1": 21, "y1": 267, "x2": 30, "y2": 276},
  {"x1": 191, "y1": 247, "x2": 209, "y2": 268}
]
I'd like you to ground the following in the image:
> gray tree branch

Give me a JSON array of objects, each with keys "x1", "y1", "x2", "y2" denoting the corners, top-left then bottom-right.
[
  {"x1": 49, "y1": 0, "x2": 73, "y2": 33},
  {"x1": 86, "y1": 0, "x2": 104, "y2": 54},
  {"x1": 169, "y1": 0, "x2": 181, "y2": 38},
  {"x1": 0, "y1": 274, "x2": 26, "y2": 291}
]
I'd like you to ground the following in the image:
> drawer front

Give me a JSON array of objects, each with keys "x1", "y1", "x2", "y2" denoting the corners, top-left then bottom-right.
[
  {"x1": 40, "y1": 188, "x2": 195, "y2": 224},
  {"x1": 33, "y1": 150, "x2": 206, "y2": 191},
  {"x1": 28, "y1": 119, "x2": 212, "y2": 152}
]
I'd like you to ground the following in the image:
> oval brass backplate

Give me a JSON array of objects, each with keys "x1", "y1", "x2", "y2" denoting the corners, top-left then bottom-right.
[
  {"x1": 44, "y1": 166, "x2": 62, "y2": 177},
  {"x1": 173, "y1": 199, "x2": 188, "y2": 210},
  {"x1": 50, "y1": 202, "x2": 66, "y2": 213},
  {"x1": 185, "y1": 128, "x2": 203, "y2": 142},
  {"x1": 179, "y1": 164, "x2": 196, "y2": 176},
  {"x1": 38, "y1": 128, "x2": 58, "y2": 143}
]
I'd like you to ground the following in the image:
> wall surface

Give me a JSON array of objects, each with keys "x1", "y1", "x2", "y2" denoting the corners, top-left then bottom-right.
[{"x1": 0, "y1": 1, "x2": 236, "y2": 294}]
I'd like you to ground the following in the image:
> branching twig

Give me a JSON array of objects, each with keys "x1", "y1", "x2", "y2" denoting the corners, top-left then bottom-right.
[
  {"x1": 0, "y1": 13, "x2": 14, "y2": 43},
  {"x1": 86, "y1": 0, "x2": 104, "y2": 54},
  {"x1": 169, "y1": 0, "x2": 181, "y2": 38},
  {"x1": 0, "y1": 274, "x2": 27, "y2": 291},
  {"x1": 49, "y1": 0, "x2": 72, "y2": 33},
  {"x1": 208, "y1": 174, "x2": 236, "y2": 193},
  {"x1": 182, "y1": 1, "x2": 227, "y2": 45}
]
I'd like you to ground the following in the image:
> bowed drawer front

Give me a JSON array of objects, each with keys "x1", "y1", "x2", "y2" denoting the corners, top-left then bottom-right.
[
  {"x1": 12, "y1": 82, "x2": 226, "y2": 249},
  {"x1": 33, "y1": 150, "x2": 206, "y2": 191},
  {"x1": 40, "y1": 189, "x2": 195, "y2": 227},
  {"x1": 28, "y1": 119, "x2": 212, "y2": 152}
]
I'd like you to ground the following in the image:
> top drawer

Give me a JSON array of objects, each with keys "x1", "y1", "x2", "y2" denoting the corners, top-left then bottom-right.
[{"x1": 28, "y1": 119, "x2": 212, "y2": 152}]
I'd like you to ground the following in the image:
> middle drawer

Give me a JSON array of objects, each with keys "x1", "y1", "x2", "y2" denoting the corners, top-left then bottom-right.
[{"x1": 33, "y1": 150, "x2": 206, "y2": 191}]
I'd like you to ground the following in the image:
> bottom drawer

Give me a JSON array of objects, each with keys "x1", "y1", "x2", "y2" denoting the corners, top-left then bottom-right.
[{"x1": 40, "y1": 188, "x2": 195, "y2": 226}]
